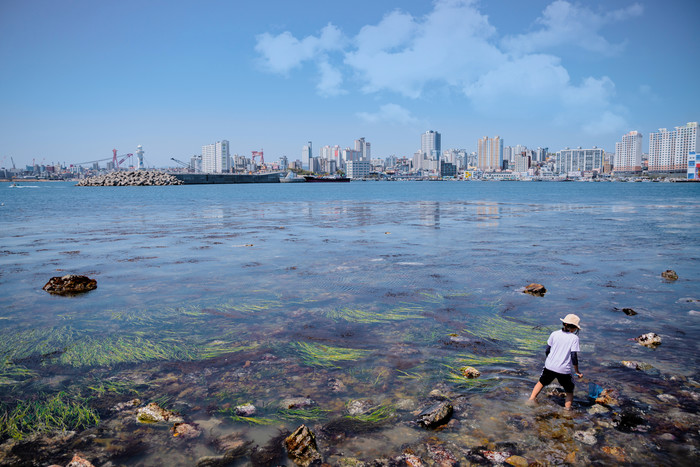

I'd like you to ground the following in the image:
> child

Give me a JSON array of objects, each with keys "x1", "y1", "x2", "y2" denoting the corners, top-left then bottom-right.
[{"x1": 528, "y1": 314, "x2": 583, "y2": 410}]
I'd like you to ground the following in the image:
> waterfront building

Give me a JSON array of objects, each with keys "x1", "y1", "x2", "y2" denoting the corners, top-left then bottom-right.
[
  {"x1": 503, "y1": 146, "x2": 512, "y2": 164},
  {"x1": 190, "y1": 155, "x2": 202, "y2": 172},
  {"x1": 440, "y1": 161, "x2": 456, "y2": 178},
  {"x1": 535, "y1": 147, "x2": 548, "y2": 162},
  {"x1": 674, "y1": 122, "x2": 699, "y2": 172},
  {"x1": 278, "y1": 155, "x2": 288, "y2": 171},
  {"x1": 202, "y1": 140, "x2": 230, "y2": 173},
  {"x1": 614, "y1": 131, "x2": 643, "y2": 173},
  {"x1": 347, "y1": 160, "x2": 370, "y2": 179},
  {"x1": 688, "y1": 152, "x2": 699, "y2": 179},
  {"x1": 555, "y1": 147, "x2": 605, "y2": 174},
  {"x1": 421, "y1": 130, "x2": 441, "y2": 159},
  {"x1": 649, "y1": 128, "x2": 676, "y2": 173},
  {"x1": 354, "y1": 137, "x2": 371, "y2": 160},
  {"x1": 477, "y1": 136, "x2": 503, "y2": 171},
  {"x1": 514, "y1": 153, "x2": 530, "y2": 173},
  {"x1": 302, "y1": 142, "x2": 312, "y2": 170}
]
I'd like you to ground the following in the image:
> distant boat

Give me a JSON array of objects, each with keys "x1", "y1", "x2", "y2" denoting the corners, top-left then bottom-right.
[
  {"x1": 303, "y1": 175, "x2": 351, "y2": 183},
  {"x1": 9, "y1": 182, "x2": 18, "y2": 187}
]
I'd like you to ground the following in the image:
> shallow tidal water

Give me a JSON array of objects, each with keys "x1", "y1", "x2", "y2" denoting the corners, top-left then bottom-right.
[{"x1": 1, "y1": 180, "x2": 699, "y2": 466}]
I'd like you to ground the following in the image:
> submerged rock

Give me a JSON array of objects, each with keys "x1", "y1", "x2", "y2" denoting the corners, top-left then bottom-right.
[
  {"x1": 43, "y1": 274, "x2": 97, "y2": 295},
  {"x1": 573, "y1": 428, "x2": 597, "y2": 445},
  {"x1": 234, "y1": 403, "x2": 256, "y2": 417},
  {"x1": 346, "y1": 399, "x2": 377, "y2": 416},
  {"x1": 285, "y1": 424, "x2": 322, "y2": 466},
  {"x1": 661, "y1": 269, "x2": 678, "y2": 281},
  {"x1": 621, "y1": 360, "x2": 655, "y2": 371},
  {"x1": 523, "y1": 283, "x2": 546, "y2": 296},
  {"x1": 171, "y1": 422, "x2": 201, "y2": 439},
  {"x1": 281, "y1": 397, "x2": 316, "y2": 410},
  {"x1": 416, "y1": 401, "x2": 453, "y2": 429},
  {"x1": 136, "y1": 402, "x2": 183, "y2": 424},
  {"x1": 635, "y1": 332, "x2": 661, "y2": 348},
  {"x1": 112, "y1": 398, "x2": 141, "y2": 412},
  {"x1": 595, "y1": 389, "x2": 620, "y2": 406}
]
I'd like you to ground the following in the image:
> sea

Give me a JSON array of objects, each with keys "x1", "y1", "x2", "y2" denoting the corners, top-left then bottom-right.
[{"x1": 1, "y1": 180, "x2": 699, "y2": 465}]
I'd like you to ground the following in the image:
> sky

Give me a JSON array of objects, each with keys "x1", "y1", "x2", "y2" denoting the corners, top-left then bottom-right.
[{"x1": 1, "y1": 0, "x2": 699, "y2": 169}]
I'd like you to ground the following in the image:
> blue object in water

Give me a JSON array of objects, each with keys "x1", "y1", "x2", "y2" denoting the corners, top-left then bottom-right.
[{"x1": 588, "y1": 382, "x2": 603, "y2": 399}]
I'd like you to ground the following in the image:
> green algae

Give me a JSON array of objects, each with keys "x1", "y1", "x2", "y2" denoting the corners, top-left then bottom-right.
[
  {"x1": 0, "y1": 392, "x2": 99, "y2": 440},
  {"x1": 346, "y1": 405, "x2": 395, "y2": 423},
  {"x1": 0, "y1": 360, "x2": 36, "y2": 386},
  {"x1": 218, "y1": 407, "x2": 275, "y2": 425},
  {"x1": 292, "y1": 342, "x2": 369, "y2": 368},
  {"x1": 324, "y1": 305, "x2": 424, "y2": 323},
  {"x1": 278, "y1": 407, "x2": 329, "y2": 421}
]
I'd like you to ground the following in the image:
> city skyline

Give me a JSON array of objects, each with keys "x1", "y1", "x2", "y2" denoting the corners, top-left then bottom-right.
[{"x1": 1, "y1": 0, "x2": 699, "y2": 168}]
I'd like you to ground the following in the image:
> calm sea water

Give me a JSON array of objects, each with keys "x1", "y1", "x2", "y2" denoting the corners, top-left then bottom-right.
[{"x1": 1, "y1": 180, "x2": 699, "y2": 465}]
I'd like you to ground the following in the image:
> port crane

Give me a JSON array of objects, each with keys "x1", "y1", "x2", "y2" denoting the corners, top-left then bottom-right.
[
  {"x1": 171, "y1": 157, "x2": 197, "y2": 172},
  {"x1": 251, "y1": 149, "x2": 265, "y2": 170},
  {"x1": 112, "y1": 149, "x2": 133, "y2": 169}
]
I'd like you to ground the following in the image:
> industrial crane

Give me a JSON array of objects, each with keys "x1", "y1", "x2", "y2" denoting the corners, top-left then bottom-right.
[
  {"x1": 112, "y1": 149, "x2": 133, "y2": 169},
  {"x1": 251, "y1": 149, "x2": 265, "y2": 170},
  {"x1": 171, "y1": 157, "x2": 196, "y2": 172}
]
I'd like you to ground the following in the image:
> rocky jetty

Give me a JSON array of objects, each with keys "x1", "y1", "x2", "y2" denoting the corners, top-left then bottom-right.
[
  {"x1": 76, "y1": 171, "x2": 183, "y2": 186},
  {"x1": 43, "y1": 274, "x2": 97, "y2": 295}
]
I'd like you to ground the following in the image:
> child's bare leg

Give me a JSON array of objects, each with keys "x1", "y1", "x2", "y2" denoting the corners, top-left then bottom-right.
[
  {"x1": 529, "y1": 382, "x2": 544, "y2": 401},
  {"x1": 564, "y1": 392, "x2": 574, "y2": 410}
]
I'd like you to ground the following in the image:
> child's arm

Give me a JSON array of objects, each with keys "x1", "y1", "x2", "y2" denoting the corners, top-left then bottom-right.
[{"x1": 571, "y1": 351, "x2": 583, "y2": 378}]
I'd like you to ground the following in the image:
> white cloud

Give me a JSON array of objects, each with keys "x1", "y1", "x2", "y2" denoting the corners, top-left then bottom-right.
[
  {"x1": 357, "y1": 103, "x2": 418, "y2": 125},
  {"x1": 254, "y1": 23, "x2": 345, "y2": 74},
  {"x1": 253, "y1": 0, "x2": 640, "y2": 135},
  {"x1": 501, "y1": 1, "x2": 644, "y2": 56},
  {"x1": 316, "y1": 61, "x2": 346, "y2": 97}
]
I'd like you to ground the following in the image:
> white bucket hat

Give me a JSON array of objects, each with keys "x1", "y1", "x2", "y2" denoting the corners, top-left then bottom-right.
[{"x1": 560, "y1": 313, "x2": 581, "y2": 329}]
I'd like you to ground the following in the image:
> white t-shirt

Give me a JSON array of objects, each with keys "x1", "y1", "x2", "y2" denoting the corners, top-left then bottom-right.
[{"x1": 544, "y1": 329, "x2": 580, "y2": 374}]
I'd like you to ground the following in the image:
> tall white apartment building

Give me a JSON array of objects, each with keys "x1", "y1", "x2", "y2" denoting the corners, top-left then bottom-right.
[
  {"x1": 346, "y1": 160, "x2": 371, "y2": 179},
  {"x1": 302, "y1": 142, "x2": 312, "y2": 170},
  {"x1": 202, "y1": 140, "x2": 230, "y2": 173},
  {"x1": 614, "y1": 131, "x2": 642, "y2": 173},
  {"x1": 421, "y1": 131, "x2": 441, "y2": 159},
  {"x1": 477, "y1": 136, "x2": 503, "y2": 171},
  {"x1": 354, "y1": 137, "x2": 371, "y2": 160},
  {"x1": 674, "y1": 122, "x2": 699, "y2": 172},
  {"x1": 648, "y1": 122, "x2": 699, "y2": 173}
]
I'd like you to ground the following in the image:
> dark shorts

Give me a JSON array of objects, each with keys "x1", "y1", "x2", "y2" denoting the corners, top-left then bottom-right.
[{"x1": 539, "y1": 367, "x2": 575, "y2": 393}]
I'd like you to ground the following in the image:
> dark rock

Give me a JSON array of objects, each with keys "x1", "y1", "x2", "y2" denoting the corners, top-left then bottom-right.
[
  {"x1": 285, "y1": 425, "x2": 322, "y2": 467},
  {"x1": 661, "y1": 269, "x2": 678, "y2": 281},
  {"x1": 416, "y1": 401, "x2": 453, "y2": 429},
  {"x1": 523, "y1": 283, "x2": 546, "y2": 296},
  {"x1": 613, "y1": 407, "x2": 648, "y2": 432},
  {"x1": 43, "y1": 274, "x2": 97, "y2": 295}
]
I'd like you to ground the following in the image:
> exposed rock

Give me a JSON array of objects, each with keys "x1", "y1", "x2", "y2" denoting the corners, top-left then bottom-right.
[
  {"x1": 427, "y1": 442, "x2": 458, "y2": 465},
  {"x1": 43, "y1": 274, "x2": 97, "y2": 295},
  {"x1": 595, "y1": 389, "x2": 620, "y2": 406},
  {"x1": 601, "y1": 446, "x2": 627, "y2": 462},
  {"x1": 574, "y1": 428, "x2": 597, "y2": 445},
  {"x1": 67, "y1": 454, "x2": 95, "y2": 467},
  {"x1": 235, "y1": 403, "x2": 256, "y2": 416},
  {"x1": 505, "y1": 455, "x2": 529, "y2": 467},
  {"x1": 76, "y1": 170, "x2": 183, "y2": 187},
  {"x1": 635, "y1": 332, "x2": 661, "y2": 348},
  {"x1": 621, "y1": 360, "x2": 655, "y2": 371},
  {"x1": 661, "y1": 269, "x2": 678, "y2": 281},
  {"x1": 523, "y1": 283, "x2": 546, "y2": 296},
  {"x1": 416, "y1": 401, "x2": 453, "y2": 429},
  {"x1": 404, "y1": 453, "x2": 425, "y2": 467},
  {"x1": 136, "y1": 402, "x2": 183, "y2": 424},
  {"x1": 613, "y1": 307, "x2": 638, "y2": 316},
  {"x1": 285, "y1": 424, "x2": 322, "y2": 467},
  {"x1": 657, "y1": 394, "x2": 679, "y2": 404},
  {"x1": 171, "y1": 422, "x2": 201, "y2": 439},
  {"x1": 459, "y1": 366, "x2": 480, "y2": 378}
]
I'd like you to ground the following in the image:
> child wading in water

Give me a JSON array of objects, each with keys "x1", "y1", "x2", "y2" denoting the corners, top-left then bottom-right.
[{"x1": 528, "y1": 314, "x2": 583, "y2": 410}]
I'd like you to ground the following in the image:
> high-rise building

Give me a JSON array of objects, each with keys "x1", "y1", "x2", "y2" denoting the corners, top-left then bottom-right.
[
  {"x1": 354, "y1": 137, "x2": 371, "y2": 161},
  {"x1": 555, "y1": 147, "x2": 605, "y2": 174},
  {"x1": 535, "y1": 147, "x2": 548, "y2": 162},
  {"x1": 421, "y1": 131, "x2": 441, "y2": 160},
  {"x1": 674, "y1": 122, "x2": 699, "y2": 172},
  {"x1": 347, "y1": 160, "x2": 371, "y2": 179},
  {"x1": 302, "y1": 142, "x2": 312, "y2": 170},
  {"x1": 614, "y1": 131, "x2": 643, "y2": 173},
  {"x1": 477, "y1": 136, "x2": 503, "y2": 171},
  {"x1": 649, "y1": 128, "x2": 675, "y2": 173},
  {"x1": 202, "y1": 140, "x2": 230, "y2": 173}
]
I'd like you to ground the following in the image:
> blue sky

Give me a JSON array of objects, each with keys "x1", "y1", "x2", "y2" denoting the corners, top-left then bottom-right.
[{"x1": 1, "y1": 0, "x2": 698, "y2": 168}]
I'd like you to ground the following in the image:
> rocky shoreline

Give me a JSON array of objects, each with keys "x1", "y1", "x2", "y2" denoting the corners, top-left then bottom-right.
[{"x1": 76, "y1": 171, "x2": 183, "y2": 186}]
